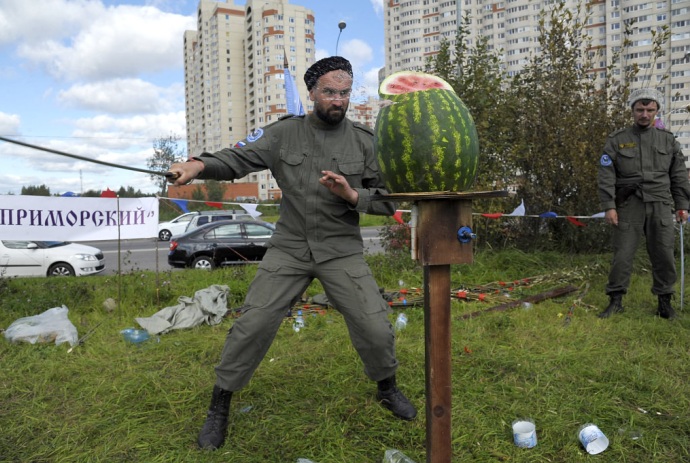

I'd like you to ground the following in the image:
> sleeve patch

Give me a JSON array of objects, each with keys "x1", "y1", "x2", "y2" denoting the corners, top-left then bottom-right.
[
  {"x1": 246, "y1": 128, "x2": 264, "y2": 143},
  {"x1": 600, "y1": 154, "x2": 613, "y2": 167}
]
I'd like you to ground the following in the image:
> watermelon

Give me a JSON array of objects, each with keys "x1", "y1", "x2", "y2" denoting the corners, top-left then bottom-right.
[{"x1": 375, "y1": 71, "x2": 479, "y2": 193}]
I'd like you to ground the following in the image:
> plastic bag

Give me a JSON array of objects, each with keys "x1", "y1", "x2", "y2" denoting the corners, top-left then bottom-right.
[{"x1": 4, "y1": 305, "x2": 79, "y2": 347}]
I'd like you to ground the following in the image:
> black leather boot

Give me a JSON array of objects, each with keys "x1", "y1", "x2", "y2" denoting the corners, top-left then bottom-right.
[
  {"x1": 598, "y1": 293, "x2": 624, "y2": 318},
  {"x1": 377, "y1": 376, "x2": 417, "y2": 421},
  {"x1": 656, "y1": 294, "x2": 677, "y2": 320},
  {"x1": 197, "y1": 385, "x2": 233, "y2": 450}
]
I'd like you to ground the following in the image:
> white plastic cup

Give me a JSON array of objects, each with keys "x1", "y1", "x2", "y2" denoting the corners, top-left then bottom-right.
[
  {"x1": 579, "y1": 423, "x2": 609, "y2": 455},
  {"x1": 512, "y1": 419, "x2": 537, "y2": 448}
]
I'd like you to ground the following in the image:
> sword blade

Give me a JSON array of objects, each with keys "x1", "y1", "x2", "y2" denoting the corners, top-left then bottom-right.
[
  {"x1": 0, "y1": 135, "x2": 172, "y2": 177},
  {"x1": 681, "y1": 223, "x2": 685, "y2": 312}
]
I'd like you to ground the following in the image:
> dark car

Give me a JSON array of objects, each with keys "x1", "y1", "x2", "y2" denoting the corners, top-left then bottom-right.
[{"x1": 168, "y1": 220, "x2": 275, "y2": 269}]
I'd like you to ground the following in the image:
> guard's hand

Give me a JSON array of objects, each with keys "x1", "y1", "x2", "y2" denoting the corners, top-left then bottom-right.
[
  {"x1": 319, "y1": 170, "x2": 358, "y2": 205},
  {"x1": 605, "y1": 209, "x2": 618, "y2": 226},
  {"x1": 166, "y1": 159, "x2": 204, "y2": 185},
  {"x1": 676, "y1": 210, "x2": 688, "y2": 224}
]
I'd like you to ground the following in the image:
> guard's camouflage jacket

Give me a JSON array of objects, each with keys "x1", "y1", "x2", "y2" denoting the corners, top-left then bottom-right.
[
  {"x1": 194, "y1": 113, "x2": 395, "y2": 263},
  {"x1": 597, "y1": 124, "x2": 690, "y2": 212}
]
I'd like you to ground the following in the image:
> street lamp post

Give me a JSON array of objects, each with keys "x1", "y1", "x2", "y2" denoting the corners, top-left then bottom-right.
[{"x1": 336, "y1": 21, "x2": 346, "y2": 56}]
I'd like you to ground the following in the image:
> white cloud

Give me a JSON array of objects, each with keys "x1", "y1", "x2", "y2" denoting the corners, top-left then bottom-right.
[
  {"x1": 0, "y1": 0, "x2": 104, "y2": 46},
  {"x1": 72, "y1": 112, "x2": 187, "y2": 148},
  {"x1": 341, "y1": 39, "x2": 374, "y2": 70},
  {"x1": 15, "y1": 4, "x2": 195, "y2": 81},
  {"x1": 58, "y1": 79, "x2": 184, "y2": 115},
  {"x1": 0, "y1": 112, "x2": 21, "y2": 135},
  {"x1": 362, "y1": 67, "x2": 383, "y2": 99},
  {"x1": 370, "y1": 0, "x2": 384, "y2": 15}
]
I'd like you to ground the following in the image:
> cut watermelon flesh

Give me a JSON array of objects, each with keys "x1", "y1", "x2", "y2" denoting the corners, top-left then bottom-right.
[{"x1": 379, "y1": 71, "x2": 454, "y2": 96}]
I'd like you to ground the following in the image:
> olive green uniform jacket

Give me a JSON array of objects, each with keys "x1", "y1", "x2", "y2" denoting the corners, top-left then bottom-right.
[
  {"x1": 597, "y1": 124, "x2": 690, "y2": 296},
  {"x1": 598, "y1": 125, "x2": 689, "y2": 212},
  {"x1": 196, "y1": 113, "x2": 396, "y2": 263},
  {"x1": 194, "y1": 113, "x2": 400, "y2": 391}
]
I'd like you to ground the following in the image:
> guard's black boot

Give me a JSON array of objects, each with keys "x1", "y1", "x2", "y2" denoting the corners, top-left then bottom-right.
[
  {"x1": 197, "y1": 385, "x2": 233, "y2": 450},
  {"x1": 656, "y1": 294, "x2": 677, "y2": 320},
  {"x1": 377, "y1": 376, "x2": 417, "y2": 421},
  {"x1": 598, "y1": 293, "x2": 624, "y2": 318}
]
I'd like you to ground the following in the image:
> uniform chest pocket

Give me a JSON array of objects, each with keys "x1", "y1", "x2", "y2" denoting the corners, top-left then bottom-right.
[
  {"x1": 277, "y1": 150, "x2": 307, "y2": 190},
  {"x1": 653, "y1": 147, "x2": 672, "y2": 172},
  {"x1": 335, "y1": 157, "x2": 365, "y2": 188},
  {"x1": 615, "y1": 148, "x2": 638, "y2": 176}
]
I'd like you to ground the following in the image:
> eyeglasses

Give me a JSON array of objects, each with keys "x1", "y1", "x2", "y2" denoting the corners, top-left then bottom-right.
[{"x1": 318, "y1": 87, "x2": 352, "y2": 101}]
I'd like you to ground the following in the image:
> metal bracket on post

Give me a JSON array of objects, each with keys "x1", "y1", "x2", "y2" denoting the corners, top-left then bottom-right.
[
  {"x1": 457, "y1": 226, "x2": 476, "y2": 244},
  {"x1": 410, "y1": 204, "x2": 419, "y2": 261}
]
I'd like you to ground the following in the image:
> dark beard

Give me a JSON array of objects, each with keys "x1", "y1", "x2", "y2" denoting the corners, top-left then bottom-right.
[{"x1": 315, "y1": 105, "x2": 347, "y2": 125}]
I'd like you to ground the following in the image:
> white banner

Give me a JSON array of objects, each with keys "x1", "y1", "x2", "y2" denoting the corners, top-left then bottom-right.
[{"x1": 0, "y1": 196, "x2": 159, "y2": 241}]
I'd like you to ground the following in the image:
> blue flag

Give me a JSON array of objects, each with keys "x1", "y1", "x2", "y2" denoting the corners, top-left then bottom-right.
[{"x1": 284, "y1": 59, "x2": 305, "y2": 116}]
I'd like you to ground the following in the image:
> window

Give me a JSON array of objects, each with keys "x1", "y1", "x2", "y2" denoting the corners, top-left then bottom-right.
[
  {"x1": 211, "y1": 224, "x2": 243, "y2": 238},
  {"x1": 245, "y1": 224, "x2": 273, "y2": 238}
]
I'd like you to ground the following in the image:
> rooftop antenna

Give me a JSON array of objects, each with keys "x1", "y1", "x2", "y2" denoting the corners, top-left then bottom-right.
[{"x1": 336, "y1": 21, "x2": 346, "y2": 56}]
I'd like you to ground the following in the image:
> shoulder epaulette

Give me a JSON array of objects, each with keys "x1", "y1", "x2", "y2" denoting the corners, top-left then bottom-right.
[
  {"x1": 353, "y1": 121, "x2": 374, "y2": 136},
  {"x1": 608, "y1": 127, "x2": 627, "y2": 138},
  {"x1": 656, "y1": 127, "x2": 674, "y2": 136},
  {"x1": 278, "y1": 113, "x2": 305, "y2": 121}
]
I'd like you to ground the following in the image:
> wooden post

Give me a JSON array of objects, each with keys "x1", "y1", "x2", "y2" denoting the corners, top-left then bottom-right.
[
  {"x1": 374, "y1": 191, "x2": 507, "y2": 463},
  {"x1": 424, "y1": 264, "x2": 452, "y2": 462}
]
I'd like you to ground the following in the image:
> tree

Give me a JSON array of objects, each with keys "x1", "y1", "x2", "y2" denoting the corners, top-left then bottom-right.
[
  {"x1": 147, "y1": 134, "x2": 186, "y2": 195},
  {"x1": 192, "y1": 186, "x2": 205, "y2": 202},
  {"x1": 504, "y1": 2, "x2": 642, "y2": 251},
  {"x1": 21, "y1": 185, "x2": 51, "y2": 196},
  {"x1": 424, "y1": 2, "x2": 659, "y2": 252},
  {"x1": 205, "y1": 180, "x2": 226, "y2": 202}
]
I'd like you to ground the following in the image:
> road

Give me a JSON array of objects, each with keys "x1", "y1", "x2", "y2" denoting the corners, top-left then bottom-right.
[{"x1": 78, "y1": 226, "x2": 384, "y2": 275}]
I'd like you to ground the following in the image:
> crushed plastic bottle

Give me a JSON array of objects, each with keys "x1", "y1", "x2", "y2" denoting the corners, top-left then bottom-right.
[
  {"x1": 383, "y1": 449, "x2": 417, "y2": 463},
  {"x1": 394, "y1": 312, "x2": 408, "y2": 331},
  {"x1": 292, "y1": 310, "x2": 305, "y2": 332}
]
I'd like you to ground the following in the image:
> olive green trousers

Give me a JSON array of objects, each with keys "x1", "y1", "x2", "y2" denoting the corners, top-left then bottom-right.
[
  {"x1": 214, "y1": 247, "x2": 398, "y2": 391},
  {"x1": 606, "y1": 196, "x2": 677, "y2": 296}
]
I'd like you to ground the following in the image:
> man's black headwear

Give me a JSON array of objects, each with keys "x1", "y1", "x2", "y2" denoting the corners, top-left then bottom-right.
[{"x1": 304, "y1": 56, "x2": 353, "y2": 91}]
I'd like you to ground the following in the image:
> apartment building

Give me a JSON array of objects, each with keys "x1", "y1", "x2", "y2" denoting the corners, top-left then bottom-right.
[
  {"x1": 383, "y1": 0, "x2": 690, "y2": 154},
  {"x1": 183, "y1": 0, "x2": 315, "y2": 200},
  {"x1": 349, "y1": 96, "x2": 381, "y2": 128}
]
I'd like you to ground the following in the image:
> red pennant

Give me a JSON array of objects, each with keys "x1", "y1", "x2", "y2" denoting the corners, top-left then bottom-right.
[
  {"x1": 566, "y1": 216, "x2": 587, "y2": 227},
  {"x1": 392, "y1": 210, "x2": 404, "y2": 224},
  {"x1": 100, "y1": 188, "x2": 116, "y2": 198},
  {"x1": 481, "y1": 213, "x2": 503, "y2": 219},
  {"x1": 205, "y1": 202, "x2": 223, "y2": 209}
]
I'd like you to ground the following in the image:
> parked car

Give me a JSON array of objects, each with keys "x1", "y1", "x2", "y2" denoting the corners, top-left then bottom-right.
[
  {"x1": 0, "y1": 240, "x2": 105, "y2": 277},
  {"x1": 183, "y1": 210, "x2": 254, "y2": 233},
  {"x1": 168, "y1": 220, "x2": 275, "y2": 269},
  {"x1": 158, "y1": 210, "x2": 253, "y2": 241},
  {"x1": 157, "y1": 212, "x2": 198, "y2": 241}
]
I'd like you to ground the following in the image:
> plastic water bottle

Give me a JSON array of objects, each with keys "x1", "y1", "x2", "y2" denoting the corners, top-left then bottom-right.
[
  {"x1": 383, "y1": 449, "x2": 417, "y2": 463},
  {"x1": 293, "y1": 310, "x2": 305, "y2": 332},
  {"x1": 394, "y1": 312, "x2": 408, "y2": 331}
]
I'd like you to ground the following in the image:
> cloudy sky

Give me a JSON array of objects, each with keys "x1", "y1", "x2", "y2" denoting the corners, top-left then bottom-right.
[{"x1": 0, "y1": 0, "x2": 385, "y2": 195}]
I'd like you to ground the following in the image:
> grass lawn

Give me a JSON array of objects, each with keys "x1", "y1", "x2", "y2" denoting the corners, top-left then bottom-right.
[{"x1": 1, "y1": 249, "x2": 689, "y2": 462}]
